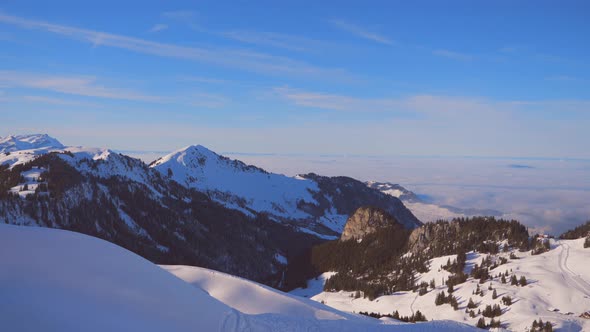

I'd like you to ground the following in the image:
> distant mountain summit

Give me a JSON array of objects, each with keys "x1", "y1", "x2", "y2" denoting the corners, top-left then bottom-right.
[
  {"x1": 151, "y1": 145, "x2": 421, "y2": 238},
  {"x1": 0, "y1": 134, "x2": 65, "y2": 153},
  {"x1": 151, "y1": 144, "x2": 320, "y2": 222}
]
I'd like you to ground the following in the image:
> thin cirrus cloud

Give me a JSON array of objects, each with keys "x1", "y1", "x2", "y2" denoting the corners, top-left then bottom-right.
[
  {"x1": 273, "y1": 86, "x2": 497, "y2": 115},
  {"x1": 149, "y1": 23, "x2": 168, "y2": 33},
  {"x1": 329, "y1": 19, "x2": 393, "y2": 45},
  {"x1": 221, "y1": 30, "x2": 322, "y2": 52},
  {"x1": 274, "y1": 86, "x2": 590, "y2": 116},
  {"x1": 0, "y1": 70, "x2": 162, "y2": 102},
  {"x1": 0, "y1": 13, "x2": 350, "y2": 80}
]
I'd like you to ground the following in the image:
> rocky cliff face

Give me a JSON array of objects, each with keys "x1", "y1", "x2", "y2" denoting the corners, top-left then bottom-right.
[{"x1": 340, "y1": 206, "x2": 400, "y2": 241}]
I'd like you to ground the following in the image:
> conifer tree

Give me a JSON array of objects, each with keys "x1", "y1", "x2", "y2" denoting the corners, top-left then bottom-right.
[{"x1": 476, "y1": 317, "x2": 486, "y2": 328}]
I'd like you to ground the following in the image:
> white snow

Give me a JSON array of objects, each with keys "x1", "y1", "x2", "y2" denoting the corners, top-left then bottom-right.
[
  {"x1": 291, "y1": 240, "x2": 590, "y2": 331},
  {"x1": 152, "y1": 145, "x2": 319, "y2": 220},
  {"x1": 0, "y1": 224, "x2": 477, "y2": 331},
  {"x1": 8, "y1": 166, "x2": 46, "y2": 197},
  {"x1": 0, "y1": 134, "x2": 64, "y2": 153},
  {"x1": 0, "y1": 134, "x2": 65, "y2": 168}
]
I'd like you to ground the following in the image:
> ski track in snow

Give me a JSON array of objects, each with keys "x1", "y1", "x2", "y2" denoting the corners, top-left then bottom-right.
[{"x1": 559, "y1": 242, "x2": 590, "y2": 298}]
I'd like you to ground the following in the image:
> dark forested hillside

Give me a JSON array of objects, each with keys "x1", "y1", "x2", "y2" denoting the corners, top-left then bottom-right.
[
  {"x1": 560, "y1": 220, "x2": 590, "y2": 239},
  {"x1": 0, "y1": 152, "x2": 323, "y2": 286},
  {"x1": 285, "y1": 216, "x2": 531, "y2": 297}
]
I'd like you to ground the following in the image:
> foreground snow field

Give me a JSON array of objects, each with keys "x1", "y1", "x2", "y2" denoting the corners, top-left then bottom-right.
[
  {"x1": 0, "y1": 224, "x2": 477, "y2": 331},
  {"x1": 291, "y1": 240, "x2": 590, "y2": 331}
]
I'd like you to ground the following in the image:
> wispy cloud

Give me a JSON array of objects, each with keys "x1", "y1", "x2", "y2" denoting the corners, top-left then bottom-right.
[
  {"x1": 178, "y1": 76, "x2": 231, "y2": 84},
  {"x1": 274, "y1": 87, "x2": 494, "y2": 114},
  {"x1": 189, "y1": 93, "x2": 229, "y2": 108},
  {"x1": 0, "y1": 13, "x2": 350, "y2": 80},
  {"x1": 221, "y1": 30, "x2": 322, "y2": 52},
  {"x1": 274, "y1": 87, "x2": 590, "y2": 115},
  {"x1": 22, "y1": 95, "x2": 97, "y2": 106},
  {"x1": 149, "y1": 23, "x2": 168, "y2": 33},
  {"x1": 432, "y1": 49, "x2": 473, "y2": 61},
  {"x1": 0, "y1": 70, "x2": 161, "y2": 102},
  {"x1": 329, "y1": 19, "x2": 393, "y2": 45},
  {"x1": 274, "y1": 87, "x2": 397, "y2": 111}
]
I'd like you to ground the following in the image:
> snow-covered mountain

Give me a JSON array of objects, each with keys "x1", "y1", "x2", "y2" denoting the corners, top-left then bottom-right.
[
  {"x1": 0, "y1": 133, "x2": 65, "y2": 153},
  {"x1": 291, "y1": 238, "x2": 590, "y2": 331},
  {"x1": 151, "y1": 145, "x2": 421, "y2": 238},
  {"x1": 151, "y1": 145, "x2": 319, "y2": 221},
  {"x1": 0, "y1": 134, "x2": 419, "y2": 286},
  {"x1": 0, "y1": 224, "x2": 478, "y2": 331},
  {"x1": 367, "y1": 181, "x2": 503, "y2": 222},
  {"x1": 0, "y1": 134, "x2": 66, "y2": 167}
]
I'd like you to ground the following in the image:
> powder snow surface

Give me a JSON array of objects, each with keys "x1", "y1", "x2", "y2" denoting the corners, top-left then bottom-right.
[
  {"x1": 291, "y1": 240, "x2": 590, "y2": 331},
  {"x1": 0, "y1": 224, "x2": 477, "y2": 331}
]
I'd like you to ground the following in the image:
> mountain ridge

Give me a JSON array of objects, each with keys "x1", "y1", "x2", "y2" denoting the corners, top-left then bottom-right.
[{"x1": 0, "y1": 134, "x2": 420, "y2": 287}]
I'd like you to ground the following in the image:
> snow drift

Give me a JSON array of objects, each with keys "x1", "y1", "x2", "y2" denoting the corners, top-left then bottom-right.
[{"x1": 0, "y1": 224, "x2": 477, "y2": 331}]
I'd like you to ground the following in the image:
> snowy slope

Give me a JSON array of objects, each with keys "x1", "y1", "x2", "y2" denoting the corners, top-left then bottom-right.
[
  {"x1": 0, "y1": 133, "x2": 64, "y2": 152},
  {"x1": 0, "y1": 134, "x2": 163, "y2": 195},
  {"x1": 161, "y1": 264, "x2": 478, "y2": 331},
  {"x1": 0, "y1": 134, "x2": 65, "y2": 167},
  {"x1": 291, "y1": 240, "x2": 590, "y2": 331},
  {"x1": 151, "y1": 145, "x2": 319, "y2": 220},
  {"x1": 0, "y1": 224, "x2": 230, "y2": 332},
  {"x1": 0, "y1": 224, "x2": 477, "y2": 331}
]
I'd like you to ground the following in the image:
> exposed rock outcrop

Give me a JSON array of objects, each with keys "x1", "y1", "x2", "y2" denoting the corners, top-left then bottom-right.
[{"x1": 340, "y1": 206, "x2": 400, "y2": 241}]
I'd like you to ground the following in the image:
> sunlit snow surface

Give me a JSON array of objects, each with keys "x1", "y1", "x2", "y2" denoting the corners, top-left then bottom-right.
[
  {"x1": 0, "y1": 224, "x2": 477, "y2": 331},
  {"x1": 290, "y1": 241, "x2": 590, "y2": 331}
]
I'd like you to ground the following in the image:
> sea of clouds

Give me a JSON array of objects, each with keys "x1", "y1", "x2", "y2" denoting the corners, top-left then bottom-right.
[{"x1": 223, "y1": 153, "x2": 590, "y2": 236}]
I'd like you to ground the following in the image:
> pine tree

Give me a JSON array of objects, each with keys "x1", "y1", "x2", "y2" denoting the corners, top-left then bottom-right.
[
  {"x1": 519, "y1": 275, "x2": 527, "y2": 286},
  {"x1": 489, "y1": 318, "x2": 500, "y2": 328},
  {"x1": 435, "y1": 291, "x2": 446, "y2": 306},
  {"x1": 544, "y1": 321, "x2": 553, "y2": 332},
  {"x1": 467, "y1": 297, "x2": 477, "y2": 309},
  {"x1": 450, "y1": 295, "x2": 459, "y2": 310},
  {"x1": 511, "y1": 275, "x2": 518, "y2": 285},
  {"x1": 476, "y1": 317, "x2": 486, "y2": 328},
  {"x1": 492, "y1": 289, "x2": 498, "y2": 299},
  {"x1": 501, "y1": 274, "x2": 507, "y2": 284}
]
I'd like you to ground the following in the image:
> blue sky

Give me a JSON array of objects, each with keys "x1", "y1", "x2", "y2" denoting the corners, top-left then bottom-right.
[{"x1": 1, "y1": 0, "x2": 589, "y2": 157}]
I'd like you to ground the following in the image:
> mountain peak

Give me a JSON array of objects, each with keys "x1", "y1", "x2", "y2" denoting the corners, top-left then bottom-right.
[{"x1": 0, "y1": 134, "x2": 65, "y2": 153}]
